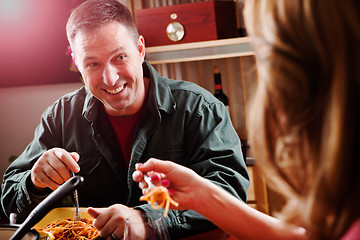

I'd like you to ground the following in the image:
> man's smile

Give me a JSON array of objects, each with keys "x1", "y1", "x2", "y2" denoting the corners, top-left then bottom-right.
[{"x1": 106, "y1": 84, "x2": 125, "y2": 95}]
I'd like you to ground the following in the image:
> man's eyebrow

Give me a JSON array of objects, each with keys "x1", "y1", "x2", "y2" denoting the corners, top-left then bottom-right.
[
  {"x1": 110, "y1": 48, "x2": 123, "y2": 57},
  {"x1": 83, "y1": 56, "x2": 97, "y2": 61},
  {"x1": 83, "y1": 48, "x2": 124, "y2": 61},
  {"x1": 111, "y1": 47, "x2": 126, "y2": 55}
]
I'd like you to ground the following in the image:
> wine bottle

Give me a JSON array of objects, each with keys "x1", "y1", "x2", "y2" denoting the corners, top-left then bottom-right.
[{"x1": 213, "y1": 66, "x2": 229, "y2": 112}]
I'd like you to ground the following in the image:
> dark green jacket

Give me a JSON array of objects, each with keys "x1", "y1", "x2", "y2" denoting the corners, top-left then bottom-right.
[{"x1": 1, "y1": 61, "x2": 249, "y2": 238}]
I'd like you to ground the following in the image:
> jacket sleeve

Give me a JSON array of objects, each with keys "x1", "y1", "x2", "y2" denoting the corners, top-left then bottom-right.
[{"x1": 1, "y1": 107, "x2": 60, "y2": 222}]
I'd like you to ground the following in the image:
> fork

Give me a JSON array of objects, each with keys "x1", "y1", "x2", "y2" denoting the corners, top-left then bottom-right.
[
  {"x1": 144, "y1": 174, "x2": 156, "y2": 189},
  {"x1": 70, "y1": 171, "x2": 81, "y2": 221}
]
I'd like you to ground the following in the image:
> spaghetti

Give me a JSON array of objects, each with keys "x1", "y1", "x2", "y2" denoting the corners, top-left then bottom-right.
[
  {"x1": 140, "y1": 186, "x2": 179, "y2": 217},
  {"x1": 36, "y1": 218, "x2": 99, "y2": 240}
]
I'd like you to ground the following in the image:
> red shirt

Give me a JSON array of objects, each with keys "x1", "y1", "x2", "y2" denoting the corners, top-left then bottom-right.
[{"x1": 107, "y1": 109, "x2": 144, "y2": 165}]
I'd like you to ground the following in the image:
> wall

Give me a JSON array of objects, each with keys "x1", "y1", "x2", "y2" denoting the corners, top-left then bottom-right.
[
  {"x1": 0, "y1": 0, "x2": 85, "y2": 88},
  {"x1": 0, "y1": 0, "x2": 87, "y2": 180},
  {"x1": 0, "y1": 82, "x2": 83, "y2": 181}
]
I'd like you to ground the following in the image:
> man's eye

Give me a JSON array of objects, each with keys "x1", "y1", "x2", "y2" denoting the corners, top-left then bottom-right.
[
  {"x1": 87, "y1": 62, "x2": 99, "y2": 68},
  {"x1": 114, "y1": 54, "x2": 126, "y2": 62}
]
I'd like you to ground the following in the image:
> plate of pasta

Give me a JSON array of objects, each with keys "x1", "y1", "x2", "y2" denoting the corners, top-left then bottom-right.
[{"x1": 34, "y1": 207, "x2": 100, "y2": 240}]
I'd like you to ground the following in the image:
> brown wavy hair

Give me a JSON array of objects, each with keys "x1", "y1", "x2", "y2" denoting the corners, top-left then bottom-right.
[{"x1": 245, "y1": 0, "x2": 360, "y2": 239}]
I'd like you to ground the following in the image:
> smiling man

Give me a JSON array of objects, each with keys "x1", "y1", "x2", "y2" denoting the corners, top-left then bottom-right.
[
  {"x1": 1, "y1": 0, "x2": 249, "y2": 239},
  {"x1": 71, "y1": 21, "x2": 148, "y2": 117}
]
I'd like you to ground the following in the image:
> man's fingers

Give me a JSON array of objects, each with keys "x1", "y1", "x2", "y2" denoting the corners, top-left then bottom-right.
[
  {"x1": 53, "y1": 148, "x2": 80, "y2": 173},
  {"x1": 31, "y1": 173, "x2": 59, "y2": 190},
  {"x1": 70, "y1": 152, "x2": 80, "y2": 162},
  {"x1": 31, "y1": 148, "x2": 81, "y2": 190},
  {"x1": 88, "y1": 207, "x2": 102, "y2": 218},
  {"x1": 88, "y1": 207, "x2": 109, "y2": 230}
]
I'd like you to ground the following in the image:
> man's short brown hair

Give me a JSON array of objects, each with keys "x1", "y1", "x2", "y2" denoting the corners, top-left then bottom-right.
[{"x1": 66, "y1": 0, "x2": 139, "y2": 45}]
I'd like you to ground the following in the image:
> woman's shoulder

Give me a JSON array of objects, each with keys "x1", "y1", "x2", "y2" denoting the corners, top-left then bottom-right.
[{"x1": 341, "y1": 218, "x2": 360, "y2": 240}]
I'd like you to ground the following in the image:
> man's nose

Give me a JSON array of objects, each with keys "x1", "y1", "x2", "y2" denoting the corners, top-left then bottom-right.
[{"x1": 103, "y1": 63, "x2": 119, "y2": 86}]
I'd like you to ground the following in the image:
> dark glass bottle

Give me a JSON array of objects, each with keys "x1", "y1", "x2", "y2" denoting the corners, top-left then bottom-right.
[{"x1": 213, "y1": 66, "x2": 229, "y2": 112}]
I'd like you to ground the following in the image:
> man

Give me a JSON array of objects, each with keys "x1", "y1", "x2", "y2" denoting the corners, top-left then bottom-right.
[{"x1": 1, "y1": 0, "x2": 249, "y2": 239}]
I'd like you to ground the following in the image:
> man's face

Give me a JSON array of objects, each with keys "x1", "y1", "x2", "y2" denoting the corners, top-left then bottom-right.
[{"x1": 71, "y1": 22, "x2": 146, "y2": 116}]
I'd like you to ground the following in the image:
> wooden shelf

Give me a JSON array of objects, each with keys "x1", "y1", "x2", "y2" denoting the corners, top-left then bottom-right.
[{"x1": 145, "y1": 37, "x2": 253, "y2": 64}]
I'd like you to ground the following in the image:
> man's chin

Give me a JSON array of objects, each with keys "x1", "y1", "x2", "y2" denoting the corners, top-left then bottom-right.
[{"x1": 103, "y1": 104, "x2": 130, "y2": 116}]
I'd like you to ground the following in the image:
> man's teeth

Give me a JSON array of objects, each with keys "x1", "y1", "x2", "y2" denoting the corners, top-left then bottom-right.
[{"x1": 107, "y1": 85, "x2": 124, "y2": 94}]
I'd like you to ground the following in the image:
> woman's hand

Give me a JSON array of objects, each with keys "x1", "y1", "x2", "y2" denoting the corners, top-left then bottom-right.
[{"x1": 132, "y1": 158, "x2": 206, "y2": 211}]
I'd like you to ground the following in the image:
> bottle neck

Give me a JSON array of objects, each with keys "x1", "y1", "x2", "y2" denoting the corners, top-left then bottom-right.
[
  {"x1": 215, "y1": 84, "x2": 223, "y2": 91},
  {"x1": 214, "y1": 73, "x2": 223, "y2": 91}
]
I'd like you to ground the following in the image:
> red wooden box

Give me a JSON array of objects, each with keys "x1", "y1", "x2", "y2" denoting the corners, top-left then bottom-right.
[{"x1": 135, "y1": 1, "x2": 239, "y2": 47}]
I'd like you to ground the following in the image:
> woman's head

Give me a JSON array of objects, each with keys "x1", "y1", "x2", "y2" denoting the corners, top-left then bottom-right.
[{"x1": 245, "y1": 0, "x2": 360, "y2": 238}]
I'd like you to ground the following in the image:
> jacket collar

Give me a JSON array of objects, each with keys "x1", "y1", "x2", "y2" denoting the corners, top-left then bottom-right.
[
  {"x1": 82, "y1": 87, "x2": 100, "y2": 123},
  {"x1": 81, "y1": 60, "x2": 176, "y2": 122},
  {"x1": 143, "y1": 61, "x2": 176, "y2": 115}
]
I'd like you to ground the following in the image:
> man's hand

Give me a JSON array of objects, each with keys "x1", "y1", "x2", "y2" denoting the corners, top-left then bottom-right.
[
  {"x1": 88, "y1": 205, "x2": 147, "y2": 240},
  {"x1": 30, "y1": 147, "x2": 80, "y2": 191}
]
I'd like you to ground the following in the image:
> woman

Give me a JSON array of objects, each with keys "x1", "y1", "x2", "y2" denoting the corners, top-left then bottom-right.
[{"x1": 133, "y1": 0, "x2": 360, "y2": 239}]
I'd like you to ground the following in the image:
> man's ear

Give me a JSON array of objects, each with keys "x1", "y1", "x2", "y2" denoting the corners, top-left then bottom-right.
[
  {"x1": 71, "y1": 52, "x2": 76, "y2": 64},
  {"x1": 138, "y1": 35, "x2": 145, "y2": 59},
  {"x1": 71, "y1": 52, "x2": 80, "y2": 70}
]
